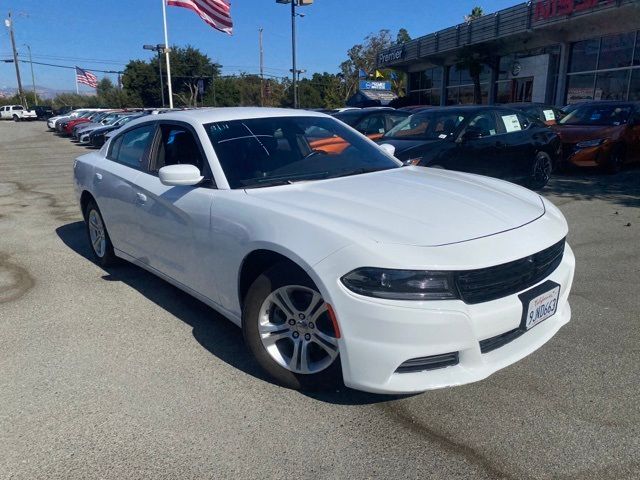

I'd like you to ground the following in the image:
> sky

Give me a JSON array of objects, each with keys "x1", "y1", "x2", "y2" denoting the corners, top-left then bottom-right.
[{"x1": 0, "y1": 0, "x2": 519, "y2": 93}]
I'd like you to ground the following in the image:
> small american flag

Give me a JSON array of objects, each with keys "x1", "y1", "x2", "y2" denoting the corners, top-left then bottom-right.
[
  {"x1": 167, "y1": 0, "x2": 233, "y2": 35},
  {"x1": 76, "y1": 67, "x2": 98, "y2": 88}
]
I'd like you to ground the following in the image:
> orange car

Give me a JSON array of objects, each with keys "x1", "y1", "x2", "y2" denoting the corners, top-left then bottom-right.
[{"x1": 552, "y1": 101, "x2": 640, "y2": 173}]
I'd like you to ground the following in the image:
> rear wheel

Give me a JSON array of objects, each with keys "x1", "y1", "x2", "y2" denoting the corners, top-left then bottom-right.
[
  {"x1": 242, "y1": 263, "x2": 341, "y2": 390},
  {"x1": 84, "y1": 200, "x2": 117, "y2": 267},
  {"x1": 529, "y1": 152, "x2": 553, "y2": 190}
]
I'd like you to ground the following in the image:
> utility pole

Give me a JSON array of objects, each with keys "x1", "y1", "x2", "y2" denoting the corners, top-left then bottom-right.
[
  {"x1": 291, "y1": 0, "x2": 297, "y2": 108},
  {"x1": 161, "y1": 0, "x2": 174, "y2": 109},
  {"x1": 5, "y1": 12, "x2": 26, "y2": 107},
  {"x1": 259, "y1": 27, "x2": 264, "y2": 107},
  {"x1": 143, "y1": 44, "x2": 166, "y2": 107},
  {"x1": 24, "y1": 44, "x2": 36, "y2": 104}
]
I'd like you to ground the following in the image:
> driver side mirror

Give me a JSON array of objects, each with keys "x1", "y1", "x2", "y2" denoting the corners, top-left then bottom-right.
[
  {"x1": 159, "y1": 164, "x2": 204, "y2": 187},
  {"x1": 379, "y1": 143, "x2": 396, "y2": 157}
]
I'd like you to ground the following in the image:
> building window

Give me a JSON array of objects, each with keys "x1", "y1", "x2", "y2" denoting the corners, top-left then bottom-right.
[
  {"x1": 566, "y1": 73, "x2": 596, "y2": 104},
  {"x1": 566, "y1": 31, "x2": 640, "y2": 103},
  {"x1": 595, "y1": 70, "x2": 631, "y2": 101},
  {"x1": 408, "y1": 67, "x2": 443, "y2": 105},
  {"x1": 569, "y1": 38, "x2": 600, "y2": 73},
  {"x1": 598, "y1": 32, "x2": 635, "y2": 70},
  {"x1": 629, "y1": 69, "x2": 640, "y2": 100}
]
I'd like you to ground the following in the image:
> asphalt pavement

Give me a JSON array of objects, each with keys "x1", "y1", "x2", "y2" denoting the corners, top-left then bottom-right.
[{"x1": 1, "y1": 121, "x2": 639, "y2": 479}]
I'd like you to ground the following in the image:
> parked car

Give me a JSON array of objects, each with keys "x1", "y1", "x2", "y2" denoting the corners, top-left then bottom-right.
[
  {"x1": 74, "y1": 107, "x2": 574, "y2": 394},
  {"x1": 49, "y1": 109, "x2": 94, "y2": 130},
  {"x1": 0, "y1": 104, "x2": 37, "y2": 121},
  {"x1": 33, "y1": 105, "x2": 54, "y2": 120},
  {"x1": 60, "y1": 111, "x2": 106, "y2": 135},
  {"x1": 72, "y1": 111, "x2": 121, "y2": 140},
  {"x1": 379, "y1": 106, "x2": 562, "y2": 189},
  {"x1": 333, "y1": 108, "x2": 410, "y2": 139},
  {"x1": 88, "y1": 113, "x2": 148, "y2": 147},
  {"x1": 503, "y1": 103, "x2": 566, "y2": 125},
  {"x1": 77, "y1": 113, "x2": 131, "y2": 144},
  {"x1": 552, "y1": 101, "x2": 640, "y2": 173}
]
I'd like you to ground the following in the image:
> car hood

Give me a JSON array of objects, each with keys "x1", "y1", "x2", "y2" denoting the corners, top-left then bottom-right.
[
  {"x1": 245, "y1": 167, "x2": 545, "y2": 247},
  {"x1": 378, "y1": 138, "x2": 442, "y2": 158},
  {"x1": 552, "y1": 124, "x2": 623, "y2": 143}
]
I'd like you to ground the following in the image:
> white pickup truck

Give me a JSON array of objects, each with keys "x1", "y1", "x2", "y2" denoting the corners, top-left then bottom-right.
[{"x1": 0, "y1": 105, "x2": 38, "y2": 121}]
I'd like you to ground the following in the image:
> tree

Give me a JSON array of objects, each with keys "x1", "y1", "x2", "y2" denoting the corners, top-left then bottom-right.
[
  {"x1": 121, "y1": 60, "x2": 159, "y2": 106},
  {"x1": 339, "y1": 29, "x2": 413, "y2": 102},
  {"x1": 465, "y1": 6, "x2": 484, "y2": 23},
  {"x1": 455, "y1": 46, "x2": 492, "y2": 104}
]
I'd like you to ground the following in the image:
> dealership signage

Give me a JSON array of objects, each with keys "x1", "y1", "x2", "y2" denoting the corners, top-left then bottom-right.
[
  {"x1": 534, "y1": 0, "x2": 616, "y2": 21},
  {"x1": 378, "y1": 46, "x2": 404, "y2": 65},
  {"x1": 359, "y1": 80, "x2": 392, "y2": 91}
]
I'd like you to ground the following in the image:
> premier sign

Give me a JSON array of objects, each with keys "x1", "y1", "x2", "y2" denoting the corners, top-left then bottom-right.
[
  {"x1": 534, "y1": 0, "x2": 616, "y2": 21},
  {"x1": 378, "y1": 47, "x2": 404, "y2": 66}
]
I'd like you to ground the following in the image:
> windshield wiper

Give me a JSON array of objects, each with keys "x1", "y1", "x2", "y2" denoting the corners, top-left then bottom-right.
[
  {"x1": 328, "y1": 166, "x2": 393, "y2": 179},
  {"x1": 241, "y1": 171, "x2": 331, "y2": 189}
]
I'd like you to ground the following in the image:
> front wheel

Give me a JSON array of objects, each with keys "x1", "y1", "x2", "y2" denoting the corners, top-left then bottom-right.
[
  {"x1": 242, "y1": 263, "x2": 341, "y2": 390},
  {"x1": 13, "y1": 115, "x2": 19, "y2": 122},
  {"x1": 529, "y1": 152, "x2": 553, "y2": 190},
  {"x1": 605, "y1": 147, "x2": 624, "y2": 174}
]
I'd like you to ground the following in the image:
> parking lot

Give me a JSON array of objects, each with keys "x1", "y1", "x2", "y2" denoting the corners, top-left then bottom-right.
[{"x1": 1, "y1": 120, "x2": 639, "y2": 479}]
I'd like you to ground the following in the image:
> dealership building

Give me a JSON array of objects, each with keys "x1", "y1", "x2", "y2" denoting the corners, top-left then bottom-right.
[{"x1": 377, "y1": 0, "x2": 640, "y2": 106}]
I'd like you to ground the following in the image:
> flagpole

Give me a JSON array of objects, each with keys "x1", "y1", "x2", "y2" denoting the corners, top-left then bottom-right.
[
  {"x1": 161, "y1": 0, "x2": 174, "y2": 109},
  {"x1": 75, "y1": 68, "x2": 79, "y2": 95}
]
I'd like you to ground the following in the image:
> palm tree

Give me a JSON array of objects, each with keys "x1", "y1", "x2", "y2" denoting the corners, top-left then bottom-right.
[{"x1": 465, "y1": 6, "x2": 484, "y2": 23}]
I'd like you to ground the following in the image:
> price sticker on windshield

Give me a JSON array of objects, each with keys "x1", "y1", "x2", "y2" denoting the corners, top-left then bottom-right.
[{"x1": 543, "y1": 110, "x2": 556, "y2": 121}]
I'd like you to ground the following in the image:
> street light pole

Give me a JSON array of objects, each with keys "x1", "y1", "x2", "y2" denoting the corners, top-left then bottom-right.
[
  {"x1": 24, "y1": 44, "x2": 36, "y2": 105},
  {"x1": 143, "y1": 44, "x2": 167, "y2": 107}
]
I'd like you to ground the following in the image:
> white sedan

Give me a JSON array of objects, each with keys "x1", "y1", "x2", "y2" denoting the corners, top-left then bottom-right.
[{"x1": 73, "y1": 108, "x2": 575, "y2": 394}]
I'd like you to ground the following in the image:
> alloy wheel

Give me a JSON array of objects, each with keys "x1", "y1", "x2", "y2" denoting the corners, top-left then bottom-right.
[
  {"x1": 533, "y1": 155, "x2": 552, "y2": 186},
  {"x1": 88, "y1": 209, "x2": 106, "y2": 258},
  {"x1": 258, "y1": 285, "x2": 338, "y2": 375}
]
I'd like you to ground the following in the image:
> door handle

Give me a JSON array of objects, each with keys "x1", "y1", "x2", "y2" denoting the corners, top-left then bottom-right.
[
  {"x1": 135, "y1": 192, "x2": 147, "y2": 204},
  {"x1": 94, "y1": 172, "x2": 103, "y2": 183}
]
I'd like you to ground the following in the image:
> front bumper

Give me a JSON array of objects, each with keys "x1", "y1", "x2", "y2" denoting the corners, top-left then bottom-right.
[
  {"x1": 314, "y1": 230, "x2": 575, "y2": 394},
  {"x1": 562, "y1": 143, "x2": 609, "y2": 167}
]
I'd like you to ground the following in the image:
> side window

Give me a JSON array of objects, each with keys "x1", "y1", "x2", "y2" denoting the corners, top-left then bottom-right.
[
  {"x1": 152, "y1": 124, "x2": 204, "y2": 173},
  {"x1": 357, "y1": 115, "x2": 386, "y2": 135},
  {"x1": 108, "y1": 124, "x2": 156, "y2": 169},
  {"x1": 467, "y1": 112, "x2": 498, "y2": 137}
]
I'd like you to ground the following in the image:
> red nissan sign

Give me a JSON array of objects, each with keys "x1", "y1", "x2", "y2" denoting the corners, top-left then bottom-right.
[{"x1": 534, "y1": 0, "x2": 616, "y2": 21}]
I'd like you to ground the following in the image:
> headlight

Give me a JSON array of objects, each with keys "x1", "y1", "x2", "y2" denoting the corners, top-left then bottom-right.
[
  {"x1": 403, "y1": 158, "x2": 422, "y2": 166},
  {"x1": 341, "y1": 268, "x2": 458, "y2": 300},
  {"x1": 576, "y1": 138, "x2": 606, "y2": 148}
]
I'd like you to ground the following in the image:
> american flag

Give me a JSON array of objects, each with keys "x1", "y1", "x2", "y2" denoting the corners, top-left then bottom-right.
[
  {"x1": 167, "y1": 0, "x2": 233, "y2": 35},
  {"x1": 75, "y1": 67, "x2": 98, "y2": 88}
]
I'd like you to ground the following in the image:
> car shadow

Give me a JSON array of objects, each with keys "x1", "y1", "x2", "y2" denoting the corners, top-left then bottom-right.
[
  {"x1": 545, "y1": 164, "x2": 640, "y2": 208},
  {"x1": 55, "y1": 221, "x2": 402, "y2": 406}
]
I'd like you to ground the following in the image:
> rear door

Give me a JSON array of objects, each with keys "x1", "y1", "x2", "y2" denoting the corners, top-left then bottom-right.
[
  {"x1": 93, "y1": 122, "x2": 157, "y2": 257},
  {"x1": 132, "y1": 121, "x2": 217, "y2": 295}
]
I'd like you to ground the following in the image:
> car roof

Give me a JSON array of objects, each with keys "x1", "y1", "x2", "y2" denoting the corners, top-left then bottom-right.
[{"x1": 124, "y1": 107, "x2": 328, "y2": 129}]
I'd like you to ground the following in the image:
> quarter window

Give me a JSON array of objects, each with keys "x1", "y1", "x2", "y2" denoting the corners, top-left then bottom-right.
[{"x1": 108, "y1": 124, "x2": 156, "y2": 169}]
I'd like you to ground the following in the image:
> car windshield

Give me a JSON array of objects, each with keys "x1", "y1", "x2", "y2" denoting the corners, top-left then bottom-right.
[
  {"x1": 205, "y1": 116, "x2": 400, "y2": 189},
  {"x1": 383, "y1": 111, "x2": 467, "y2": 140},
  {"x1": 559, "y1": 105, "x2": 632, "y2": 126}
]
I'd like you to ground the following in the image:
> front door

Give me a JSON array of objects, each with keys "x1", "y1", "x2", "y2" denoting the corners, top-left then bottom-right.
[
  {"x1": 513, "y1": 77, "x2": 534, "y2": 103},
  {"x1": 453, "y1": 111, "x2": 506, "y2": 177},
  {"x1": 132, "y1": 122, "x2": 217, "y2": 298}
]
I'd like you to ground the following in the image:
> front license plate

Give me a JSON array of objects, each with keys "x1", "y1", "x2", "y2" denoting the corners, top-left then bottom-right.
[{"x1": 519, "y1": 281, "x2": 561, "y2": 331}]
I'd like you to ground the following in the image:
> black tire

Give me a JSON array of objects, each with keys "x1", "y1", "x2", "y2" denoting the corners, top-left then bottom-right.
[
  {"x1": 12, "y1": 115, "x2": 19, "y2": 122},
  {"x1": 242, "y1": 263, "x2": 341, "y2": 391},
  {"x1": 529, "y1": 152, "x2": 553, "y2": 190},
  {"x1": 83, "y1": 200, "x2": 117, "y2": 267},
  {"x1": 604, "y1": 146, "x2": 624, "y2": 174}
]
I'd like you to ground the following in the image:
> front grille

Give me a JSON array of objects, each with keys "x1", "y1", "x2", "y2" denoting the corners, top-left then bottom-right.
[
  {"x1": 479, "y1": 328, "x2": 524, "y2": 354},
  {"x1": 455, "y1": 238, "x2": 565, "y2": 305},
  {"x1": 396, "y1": 352, "x2": 459, "y2": 373}
]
